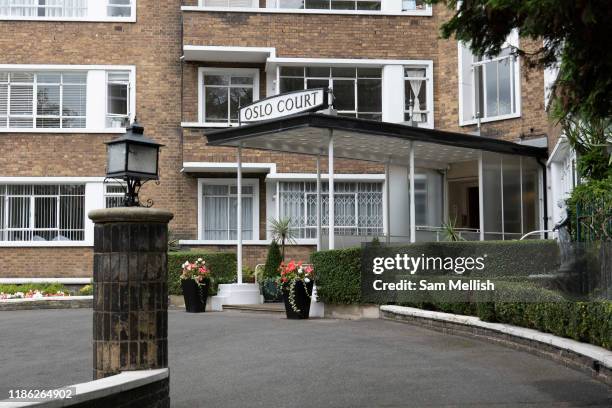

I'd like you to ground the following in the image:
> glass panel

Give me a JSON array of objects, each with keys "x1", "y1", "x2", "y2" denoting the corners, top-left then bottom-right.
[
  {"x1": 10, "y1": 84, "x2": 33, "y2": 115},
  {"x1": 280, "y1": 77, "x2": 304, "y2": 93},
  {"x1": 305, "y1": 67, "x2": 330, "y2": 77},
  {"x1": 107, "y1": 143, "x2": 126, "y2": 174},
  {"x1": 62, "y1": 84, "x2": 86, "y2": 117},
  {"x1": 304, "y1": 0, "x2": 329, "y2": 9},
  {"x1": 485, "y1": 61, "x2": 498, "y2": 117},
  {"x1": 231, "y1": 76, "x2": 253, "y2": 85},
  {"x1": 278, "y1": 0, "x2": 305, "y2": 8},
  {"x1": 474, "y1": 65, "x2": 484, "y2": 118},
  {"x1": 279, "y1": 66, "x2": 304, "y2": 77},
  {"x1": 203, "y1": 185, "x2": 228, "y2": 195},
  {"x1": 522, "y1": 158, "x2": 540, "y2": 234},
  {"x1": 331, "y1": 1, "x2": 355, "y2": 10},
  {"x1": 37, "y1": 84, "x2": 60, "y2": 116},
  {"x1": 108, "y1": 83, "x2": 128, "y2": 115},
  {"x1": 498, "y1": 57, "x2": 512, "y2": 115},
  {"x1": 204, "y1": 74, "x2": 229, "y2": 86},
  {"x1": 203, "y1": 196, "x2": 228, "y2": 240},
  {"x1": 357, "y1": 78, "x2": 381, "y2": 113},
  {"x1": 36, "y1": 72, "x2": 61, "y2": 84},
  {"x1": 229, "y1": 86, "x2": 253, "y2": 122},
  {"x1": 357, "y1": 1, "x2": 380, "y2": 10},
  {"x1": 127, "y1": 144, "x2": 158, "y2": 175},
  {"x1": 502, "y1": 155, "x2": 521, "y2": 235},
  {"x1": 306, "y1": 78, "x2": 329, "y2": 90},
  {"x1": 34, "y1": 196, "x2": 57, "y2": 229},
  {"x1": 482, "y1": 152, "x2": 502, "y2": 240},
  {"x1": 332, "y1": 79, "x2": 355, "y2": 111},
  {"x1": 357, "y1": 68, "x2": 381, "y2": 78},
  {"x1": 204, "y1": 87, "x2": 229, "y2": 123},
  {"x1": 331, "y1": 67, "x2": 355, "y2": 78}
]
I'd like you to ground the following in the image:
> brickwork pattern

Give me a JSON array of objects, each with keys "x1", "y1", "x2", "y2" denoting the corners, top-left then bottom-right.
[
  {"x1": 92, "y1": 220, "x2": 169, "y2": 379},
  {"x1": 0, "y1": 247, "x2": 92, "y2": 277}
]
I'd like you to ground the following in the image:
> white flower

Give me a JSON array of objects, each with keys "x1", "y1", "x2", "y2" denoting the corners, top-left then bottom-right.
[
  {"x1": 197, "y1": 258, "x2": 203, "y2": 262},
  {"x1": 304, "y1": 278, "x2": 311, "y2": 283}
]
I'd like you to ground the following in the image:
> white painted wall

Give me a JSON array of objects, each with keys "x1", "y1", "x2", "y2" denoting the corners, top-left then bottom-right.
[
  {"x1": 84, "y1": 182, "x2": 106, "y2": 245},
  {"x1": 382, "y1": 65, "x2": 405, "y2": 123},
  {"x1": 86, "y1": 70, "x2": 107, "y2": 130}
]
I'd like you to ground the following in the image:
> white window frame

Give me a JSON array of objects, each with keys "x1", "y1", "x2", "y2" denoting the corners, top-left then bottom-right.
[
  {"x1": 458, "y1": 33, "x2": 521, "y2": 126},
  {"x1": 403, "y1": 63, "x2": 433, "y2": 128},
  {"x1": 0, "y1": 64, "x2": 135, "y2": 133},
  {"x1": 0, "y1": 0, "x2": 136, "y2": 21},
  {"x1": 197, "y1": 178, "x2": 260, "y2": 243},
  {"x1": 277, "y1": 66, "x2": 383, "y2": 120},
  {"x1": 105, "y1": 71, "x2": 133, "y2": 129},
  {"x1": 0, "y1": 177, "x2": 105, "y2": 247},
  {"x1": 186, "y1": 0, "x2": 432, "y2": 16},
  {"x1": 198, "y1": 67, "x2": 260, "y2": 128}
]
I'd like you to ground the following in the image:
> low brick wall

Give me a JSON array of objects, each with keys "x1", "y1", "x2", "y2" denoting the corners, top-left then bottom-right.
[
  {"x1": 0, "y1": 247, "x2": 93, "y2": 278},
  {"x1": 0, "y1": 296, "x2": 93, "y2": 311},
  {"x1": 381, "y1": 306, "x2": 612, "y2": 386}
]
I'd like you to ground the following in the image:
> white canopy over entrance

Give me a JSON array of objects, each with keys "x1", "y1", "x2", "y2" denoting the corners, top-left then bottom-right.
[{"x1": 204, "y1": 113, "x2": 548, "y2": 284}]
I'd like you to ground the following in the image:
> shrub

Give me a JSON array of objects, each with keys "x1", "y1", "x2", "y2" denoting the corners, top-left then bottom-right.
[
  {"x1": 311, "y1": 243, "x2": 611, "y2": 349},
  {"x1": 263, "y1": 241, "x2": 282, "y2": 279},
  {"x1": 0, "y1": 283, "x2": 67, "y2": 295},
  {"x1": 79, "y1": 284, "x2": 93, "y2": 296},
  {"x1": 168, "y1": 251, "x2": 236, "y2": 296},
  {"x1": 311, "y1": 247, "x2": 361, "y2": 304}
]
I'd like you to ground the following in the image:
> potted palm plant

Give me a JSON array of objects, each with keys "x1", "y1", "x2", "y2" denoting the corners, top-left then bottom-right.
[
  {"x1": 277, "y1": 260, "x2": 314, "y2": 319},
  {"x1": 180, "y1": 258, "x2": 211, "y2": 313}
]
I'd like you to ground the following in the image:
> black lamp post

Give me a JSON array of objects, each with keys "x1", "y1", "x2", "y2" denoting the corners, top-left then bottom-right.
[{"x1": 105, "y1": 120, "x2": 164, "y2": 207}]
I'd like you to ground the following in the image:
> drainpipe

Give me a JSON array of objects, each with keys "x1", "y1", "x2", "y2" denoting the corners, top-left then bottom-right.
[{"x1": 536, "y1": 157, "x2": 549, "y2": 239}]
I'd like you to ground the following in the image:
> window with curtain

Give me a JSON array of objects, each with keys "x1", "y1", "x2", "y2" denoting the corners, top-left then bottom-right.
[
  {"x1": 0, "y1": 0, "x2": 87, "y2": 17},
  {"x1": 0, "y1": 71, "x2": 86, "y2": 129},
  {"x1": 202, "y1": 71, "x2": 255, "y2": 125},
  {"x1": 401, "y1": 0, "x2": 425, "y2": 10},
  {"x1": 278, "y1": 181, "x2": 383, "y2": 238},
  {"x1": 403, "y1": 67, "x2": 429, "y2": 124},
  {"x1": 0, "y1": 184, "x2": 85, "y2": 242},
  {"x1": 201, "y1": 183, "x2": 254, "y2": 240},
  {"x1": 279, "y1": 66, "x2": 382, "y2": 120},
  {"x1": 106, "y1": 71, "x2": 130, "y2": 128}
]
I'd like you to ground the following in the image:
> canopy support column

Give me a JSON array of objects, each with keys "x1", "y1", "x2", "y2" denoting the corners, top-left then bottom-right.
[
  {"x1": 478, "y1": 151, "x2": 485, "y2": 241},
  {"x1": 237, "y1": 142, "x2": 243, "y2": 284},
  {"x1": 316, "y1": 154, "x2": 322, "y2": 252},
  {"x1": 328, "y1": 130, "x2": 335, "y2": 250},
  {"x1": 385, "y1": 161, "x2": 391, "y2": 244},
  {"x1": 409, "y1": 141, "x2": 416, "y2": 243}
]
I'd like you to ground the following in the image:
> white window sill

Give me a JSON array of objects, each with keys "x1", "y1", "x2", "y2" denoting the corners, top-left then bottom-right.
[
  {"x1": 0, "y1": 16, "x2": 136, "y2": 23},
  {"x1": 182, "y1": 122, "x2": 238, "y2": 128},
  {"x1": 460, "y1": 112, "x2": 521, "y2": 127},
  {"x1": 0, "y1": 128, "x2": 126, "y2": 134},
  {"x1": 0, "y1": 241, "x2": 92, "y2": 248},
  {"x1": 181, "y1": 6, "x2": 432, "y2": 17}
]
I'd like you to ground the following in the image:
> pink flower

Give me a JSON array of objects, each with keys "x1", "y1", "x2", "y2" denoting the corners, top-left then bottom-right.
[{"x1": 305, "y1": 265, "x2": 313, "y2": 274}]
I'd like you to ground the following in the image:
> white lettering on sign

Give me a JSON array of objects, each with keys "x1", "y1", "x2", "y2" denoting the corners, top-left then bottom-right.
[{"x1": 239, "y1": 88, "x2": 327, "y2": 123}]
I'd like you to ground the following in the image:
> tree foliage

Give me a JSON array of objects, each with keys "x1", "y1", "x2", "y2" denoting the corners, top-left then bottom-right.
[{"x1": 428, "y1": 0, "x2": 612, "y2": 121}]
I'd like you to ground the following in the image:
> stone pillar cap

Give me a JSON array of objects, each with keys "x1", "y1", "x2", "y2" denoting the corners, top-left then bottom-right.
[{"x1": 89, "y1": 207, "x2": 174, "y2": 224}]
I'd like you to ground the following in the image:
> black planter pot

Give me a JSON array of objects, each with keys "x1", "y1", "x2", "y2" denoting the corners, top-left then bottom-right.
[
  {"x1": 181, "y1": 279, "x2": 209, "y2": 313},
  {"x1": 282, "y1": 280, "x2": 314, "y2": 319}
]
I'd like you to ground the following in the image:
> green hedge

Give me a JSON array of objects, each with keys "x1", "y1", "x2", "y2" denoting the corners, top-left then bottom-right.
[
  {"x1": 0, "y1": 283, "x2": 68, "y2": 295},
  {"x1": 311, "y1": 244, "x2": 612, "y2": 349},
  {"x1": 168, "y1": 251, "x2": 236, "y2": 296},
  {"x1": 311, "y1": 247, "x2": 361, "y2": 304}
]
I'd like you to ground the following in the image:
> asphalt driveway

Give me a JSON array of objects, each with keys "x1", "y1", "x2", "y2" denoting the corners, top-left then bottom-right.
[{"x1": 0, "y1": 309, "x2": 610, "y2": 407}]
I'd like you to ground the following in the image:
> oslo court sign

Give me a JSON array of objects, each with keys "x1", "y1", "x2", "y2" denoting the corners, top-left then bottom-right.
[{"x1": 239, "y1": 88, "x2": 329, "y2": 123}]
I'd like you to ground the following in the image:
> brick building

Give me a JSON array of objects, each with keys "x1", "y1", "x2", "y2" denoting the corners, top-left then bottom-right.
[{"x1": 0, "y1": 1, "x2": 553, "y2": 279}]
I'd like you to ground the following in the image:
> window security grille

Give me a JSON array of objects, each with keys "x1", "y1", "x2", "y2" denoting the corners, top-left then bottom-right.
[{"x1": 0, "y1": 0, "x2": 87, "y2": 18}]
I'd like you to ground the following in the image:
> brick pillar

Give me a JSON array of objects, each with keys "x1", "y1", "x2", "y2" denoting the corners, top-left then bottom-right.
[{"x1": 89, "y1": 207, "x2": 174, "y2": 380}]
